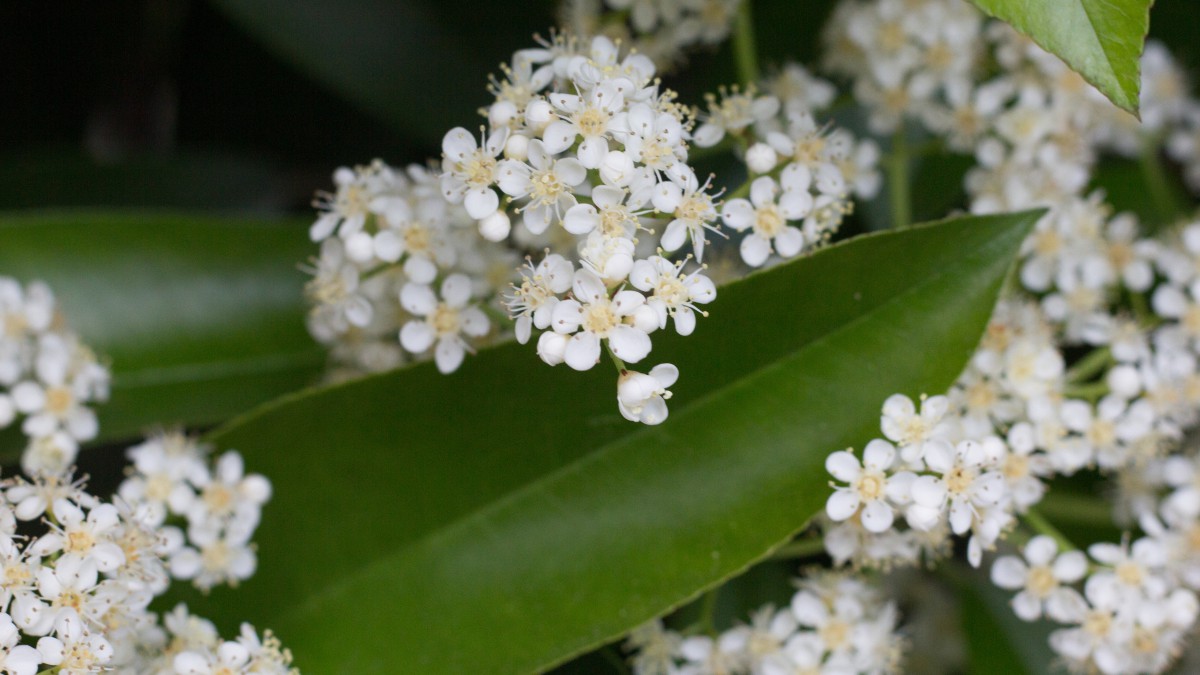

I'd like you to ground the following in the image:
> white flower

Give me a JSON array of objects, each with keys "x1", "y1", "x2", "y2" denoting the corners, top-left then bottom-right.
[
  {"x1": 880, "y1": 393, "x2": 951, "y2": 465},
  {"x1": 506, "y1": 255, "x2": 575, "y2": 344},
  {"x1": 170, "y1": 522, "x2": 258, "y2": 592},
  {"x1": 544, "y1": 81, "x2": 626, "y2": 168},
  {"x1": 0, "y1": 612, "x2": 40, "y2": 675},
  {"x1": 32, "y1": 499, "x2": 124, "y2": 573},
  {"x1": 614, "y1": 102, "x2": 689, "y2": 184},
  {"x1": 629, "y1": 257, "x2": 716, "y2": 336},
  {"x1": 678, "y1": 631, "x2": 745, "y2": 675},
  {"x1": 309, "y1": 165, "x2": 378, "y2": 241},
  {"x1": 1087, "y1": 537, "x2": 1168, "y2": 605},
  {"x1": 653, "y1": 178, "x2": 722, "y2": 263},
  {"x1": 304, "y1": 238, "x2": 373, "y2": 332},
  {"x1": 36, "y1": 610, "x2": 112, "y2": 674},
  {"x1": 908, "y1": 440, "x2": 1006, "y2": 535},
  {"x1": 562, "y1": 185, "x2": 644, "y2": 238},
  {"x1": 617, "y1": 364, "x2": 677, "y2": 425},
  {"x1": 186, "y1": 451, "x2": 272, "y2": 530},
  {"x1": 990, "y1": 535, "x2": 1087, "y2": 621},
  {"x1": 579, "y1": 231, "x2": 637, "y2": 282},
  {"x1": 440, "y1": 125, "x2": 508, "y2": 220},
  {"x1": 399, "y1": 274, "x2": 491, "y2": 374},
  {"x1": 550, "y1": 269, "x2": 652, "y2": 371},
  {"x1": 174, "y1": 640, "x2": 251, "y2": 675},
  {"x1": 721, "y1": 176, "x2": 810, "y2": 267},
  {"x1": 497, "y1": 139, "x2": 588, "y2": 235},
  {"x1": 824, "y1": 440, "x2": 914, "y2": 533}
]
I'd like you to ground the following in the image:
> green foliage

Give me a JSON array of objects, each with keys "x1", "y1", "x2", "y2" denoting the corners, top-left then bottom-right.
[
  {"x1": 0, "y1": 212, "x2": 322, "y2": 452},
  {"x1": 172, "y1": 210, "x2": 1039, "y2": 673},
  {"x1": 968, "y1": 0, "x2": 1152, "y2": 114}
]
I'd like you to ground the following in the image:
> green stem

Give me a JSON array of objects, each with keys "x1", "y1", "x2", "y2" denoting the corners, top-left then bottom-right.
[
  {"x1": 1065, "y1": 347, "x2": 1112, "y2": 384},
  {"x1": 1036, "y1": 492, "x2": 1115, "y2": 529},
  {"x1": 1139, "y1": 140, "x2": 1183, "y2": 225},
  {"x1": 1130, "y1": 291, "x2": 1161, "y2": 330},
  {"x1": 888, "y1": 128, "x2": 911, "y2": 229},
  {"x1": 697, "y1": 585, "x2": 721, "y2": 636},
  {"x1": 732, "y1": 0, "x2": 760, "y2": 88},
  {"x1": 606, "y1": 344, "x2": 626, "y2": 373},
  {"x1": 1063, "y1": 381, "x2": 1109, "y2": 402},
  {"x1": 769, "y1": 536, "x2": 826, "y2": 560},
  {"x1": 1022, "y1": 507, "x2": 1078, "y2": 552}
]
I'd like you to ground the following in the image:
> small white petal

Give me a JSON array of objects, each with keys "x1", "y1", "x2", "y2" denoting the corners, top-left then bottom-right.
[{"x1": 825, "y1": 490, "x2": 860, "y2": 522}]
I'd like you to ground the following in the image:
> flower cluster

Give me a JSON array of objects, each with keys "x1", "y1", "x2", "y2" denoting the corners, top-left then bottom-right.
[
  {"x1": 0, "y1": 278, "x2": 109, "y2": 476},
  {"x1": 0, "y1": 276, "x2": 296, "y2": 673},
  {"x1": 305, "y1": 160, "x2": 515, "y2": 378},
  {"x1": 991, "y1": 531, "x2": 1199, "y2": 675},
  {"x1": 117, "y1": 432, "x2": 271, "y2": 592},
  {"x1": 0, "y1": 456, "x2": 293, "y2": 674},
  {"x1": 303, "y1": 27, "x2": 875, "y2": 423},
  {"x1": 561, "y1": 0, "x2": 742, "y2": 71},
  {"x1": 800, "y1": 2, "x2": 1200, "y2": 671},
  {"x1": 627, "y1": 0, "x2": 1200, "y2": 671},
  {"x1": 626, "y1": 571, "x2": 903, "y2": 675}
]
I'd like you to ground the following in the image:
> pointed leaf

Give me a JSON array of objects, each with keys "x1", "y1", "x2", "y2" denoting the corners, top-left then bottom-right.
[
  {"x1": 968, "y1": 0, "x2": 1152, "y2": 114},
  {"x1": 189, "y1": 210, "x2": 1041, "y2": 672}
]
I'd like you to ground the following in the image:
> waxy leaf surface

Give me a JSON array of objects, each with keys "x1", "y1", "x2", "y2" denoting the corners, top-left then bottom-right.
[
  {"x1": 194, "y1": 210, "x2": 1040, "y2": 673},
  {"x1": 969, "y1": 0, "x2": 1151, "y2": 114},
  {"x1": 0, "y1": 212, "x2": 322, "y2": 449}
]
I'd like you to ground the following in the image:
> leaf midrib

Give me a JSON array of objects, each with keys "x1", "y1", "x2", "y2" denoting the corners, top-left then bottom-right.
[{"x1": 263, "y1": 221, "x2": 1025, "y2": 639}]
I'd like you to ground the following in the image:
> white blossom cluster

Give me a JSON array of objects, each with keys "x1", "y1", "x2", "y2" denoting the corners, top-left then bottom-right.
[
  {"x1": 626, "y1": 571, "x2": 903, "y2": 675},
  {"x1": 0, "y1": 277, "x2": 295, "y2": 673},
  {"x1": 560, "y1": 0, "x2": 742, "y2": 71},
  {"x1": 991, "y1": 531, "x2": 1199, "y2": 675},
  {"x1": 805, "y1": 2, "x2": 1200, "y2": 672},
  {"x1": 632, "y1": 1, "x2": 1200, "y2": 672},
  {"x1": 0, "y1": 458, "x2": 293, "y2": 674},
  {"x1": 304, "y1": 33, "x2": 870, "y2": 424},
  {"x1": 117, "y1": 432, "x2": 271, "y2": 592},
  {"x1": 821, "y1": 0, "x2": 987, "y2": 136},
  {"x1": 693, "y1": 81, "x2": 880, "y2": 265},
  {"x1": 305, "y1": 160, "x2": 515, "y2": 378},
  {"x1": 0, "y1": 277, "x2": 109, "y2": 476}
]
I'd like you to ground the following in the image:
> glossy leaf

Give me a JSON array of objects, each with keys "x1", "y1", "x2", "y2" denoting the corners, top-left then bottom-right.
[
  {"x1": 0, "y1": 212, "x2": 323, "y2": 449},
  {"x1": 968, "y1": 0, "x2": 1151, "y2": 114},
  {"x1": 0, "y1": 151, "x2": 288, "y2": 211},
  {"x1": 189, "y1": 210, "x2": 1039, "y2": 673}
]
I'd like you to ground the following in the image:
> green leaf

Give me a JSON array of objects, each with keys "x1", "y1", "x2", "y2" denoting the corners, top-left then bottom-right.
[
  {"x1": 207, "y1": 0, "x2": 545, "y2": 142},
  {"x1": 0, "y1": 151, "x2": 286, "y2": 211},
  {"x1": 189, "y1": 210, "x2": 1040, "y2": 673},
  {"x1": 968, "y1": 0, "x2": 1152, "y2": 114},
  {"x1": 0, "y1": 212, "x2": 323, "y2": 448}
]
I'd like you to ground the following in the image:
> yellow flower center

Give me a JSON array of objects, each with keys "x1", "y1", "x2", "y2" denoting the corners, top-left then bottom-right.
[
  {"x1": 583, "y1": 302, "x2": 619, "y2": 336},
  {"x1": 431, "y1": 304, "x2": 461, "y2": 337}
]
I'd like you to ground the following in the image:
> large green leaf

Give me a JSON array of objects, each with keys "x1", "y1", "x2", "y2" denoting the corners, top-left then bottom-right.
[
  {"x1": 189, "y1": 210, "x2": 1039, "y2": 673},
  {"x1": 968, "y1": 0, "x2": 1152, "y2": 114},
  {"x1": 0, "y1": 151, "x2": 286, "y2": 211},
  {"x1": 0, "y1": 212, "x2": 323, "y2": 448}
]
